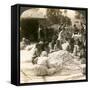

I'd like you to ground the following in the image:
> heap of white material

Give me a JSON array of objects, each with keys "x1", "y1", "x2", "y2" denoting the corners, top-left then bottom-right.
[
  {"x1": 20, "y1": 47, "x2": 85, "y2": 83},
  {"x1": 20, "y1": 44, "x2": 36, "y2": 62},
  {"x1": 21, "y1": 44, "x2": 83, "y2": 75},
  {"x1": 48, "y1": 50, "x2": 82, "y2": 74}
]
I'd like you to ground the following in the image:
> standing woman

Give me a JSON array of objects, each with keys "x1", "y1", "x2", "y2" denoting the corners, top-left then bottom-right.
[{"x1": 56, "y1": 25, "x2": 65, "y2": 50}]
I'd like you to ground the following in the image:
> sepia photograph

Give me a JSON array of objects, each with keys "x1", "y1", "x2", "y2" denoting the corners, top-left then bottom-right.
[{"x1": 19, "y1": 5, "x2": 87, "y2": 84}]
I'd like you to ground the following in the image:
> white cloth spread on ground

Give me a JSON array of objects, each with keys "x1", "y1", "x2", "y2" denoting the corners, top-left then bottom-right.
[{"x1": 20, "y1": 45, "x2": 85, "y2": 83}]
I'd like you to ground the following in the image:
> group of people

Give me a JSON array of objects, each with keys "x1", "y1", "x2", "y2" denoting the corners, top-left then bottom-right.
[
  {"x1": 33, "y1": 22, "x2": 86, "y2": 61},
  {"x1": 20, "y1": 22, "x2": 86, "y2": 76}
]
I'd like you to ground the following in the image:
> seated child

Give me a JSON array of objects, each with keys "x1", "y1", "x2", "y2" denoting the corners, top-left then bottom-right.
[{"x1": 32, "y1": 51, "x2": 56, "y2": 76}]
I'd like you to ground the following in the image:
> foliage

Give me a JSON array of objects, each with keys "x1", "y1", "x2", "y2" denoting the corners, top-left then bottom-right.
[{"x1": 46, "y1": 9, "x2": 72, "y2": 25}]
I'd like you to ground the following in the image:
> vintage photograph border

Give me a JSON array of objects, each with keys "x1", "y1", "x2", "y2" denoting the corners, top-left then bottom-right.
[{"x1": 16, "y1": 4, "x2": 88, "y2": 86}]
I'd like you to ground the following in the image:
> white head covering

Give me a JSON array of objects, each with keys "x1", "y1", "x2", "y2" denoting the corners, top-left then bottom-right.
[{"x1": 41, "y1": 51, "x2": 48, "y2": 57}]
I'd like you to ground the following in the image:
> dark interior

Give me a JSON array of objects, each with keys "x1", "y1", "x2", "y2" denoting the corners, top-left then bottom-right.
[{"x1": 20, "y1": 18, "x2": 39, "y2": 42}]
